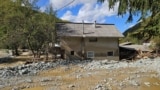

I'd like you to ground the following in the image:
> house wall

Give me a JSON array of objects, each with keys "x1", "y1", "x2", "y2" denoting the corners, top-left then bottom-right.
[
  {"x1": 60, "y1": 37, "x2": 82, "y2": 59},
  {"x1": 84, "y1": 37, "x2": 119, "y2": 60},
  {"x1": 61, "y1": 37, "x2": 120, "y2": 60}
]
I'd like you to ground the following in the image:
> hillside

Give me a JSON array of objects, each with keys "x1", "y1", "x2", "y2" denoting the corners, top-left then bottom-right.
[
  {"x1": 123, "y1": 18, "x2": 151, "y2": 37},
  {"x1": 122, "y1": 17, "x2": 160, "y2": 44},
  {"x1": 123, "y1": 22, "x2": 141, "y2": 36}
]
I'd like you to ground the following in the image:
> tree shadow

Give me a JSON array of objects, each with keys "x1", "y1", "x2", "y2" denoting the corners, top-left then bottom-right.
[{"x1": 0, "y1": 57, "x2": 30, "y2": 64}]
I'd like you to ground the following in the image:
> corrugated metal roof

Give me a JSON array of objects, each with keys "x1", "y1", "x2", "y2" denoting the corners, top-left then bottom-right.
[
  {"x1": 56, "y1": 22, "x2": 124, "y2": 37},
  {"x1": 120, "y1": 45, "x2": 152, "y2": 52},
  {"x1": 120, "y1": 42, "x2": 134, "y2": 46}
]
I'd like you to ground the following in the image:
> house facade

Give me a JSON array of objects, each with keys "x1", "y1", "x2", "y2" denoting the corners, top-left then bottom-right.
[{"x1": 56, "y1": 22, "x2": 123, "y2": 60}]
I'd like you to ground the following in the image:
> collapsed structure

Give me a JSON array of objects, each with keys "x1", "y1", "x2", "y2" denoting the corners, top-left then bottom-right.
[{"x1": 120, "y1": 42, "x2": 153, "y2": 60}]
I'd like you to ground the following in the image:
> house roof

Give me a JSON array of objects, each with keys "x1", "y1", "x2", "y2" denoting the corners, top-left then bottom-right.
[
  {"x1": 120, "y1": 42, "x2": 134, "y2": 46},
  {"x1": 56, "y1": 22, "x2": 124, "y2": 38},
  {"x1": 120, "y1": 45, "x2": 152, "y2": 52}
]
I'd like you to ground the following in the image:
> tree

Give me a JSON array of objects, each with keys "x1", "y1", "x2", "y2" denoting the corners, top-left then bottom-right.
[
  {"x1": 42, "y1": 6, "x2": 57, "y2": 60},
  {"x1": 0, "y1": 0, "x2": 60, "y2": 60},
  {"x1": 98, "y1": 0, "x2": 160, "y2": 44},
  {"x1": 98, "y1": 0, "x2": 160, "y2": 31},
  {"x1": 98, "y1": 0, "x2": 159, "y2": 21},
  {"x1": 0, "y1": 0, "x2": 26, "y2": 55},
  {"x1": 150, "y1": 36, "x2": 160, "y2": 55}
]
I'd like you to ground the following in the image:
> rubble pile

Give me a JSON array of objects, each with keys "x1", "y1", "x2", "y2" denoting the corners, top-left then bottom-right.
[
  {"x1": 84, "y1": 58, "x2": 160, "y2": 73},
  {"x1": 0, "y1": 58, "x2": 160, "y2": 90},
  {"x1": 0, "y1": 59, "x2": 91, "y2": 78},
  {"x1": 1, "y1": 58, "x2": 160, "y2": 78},
  {"x1": 0, "y1": 61, "x2": 57, "y2": 78}
]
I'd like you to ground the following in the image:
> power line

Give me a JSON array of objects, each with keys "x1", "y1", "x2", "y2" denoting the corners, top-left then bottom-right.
[{"x1": 56, "y1": 0, "x2": 75, "y2": 11}]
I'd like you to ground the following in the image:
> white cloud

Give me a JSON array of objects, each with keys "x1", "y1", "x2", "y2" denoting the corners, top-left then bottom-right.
[
  {"x1": 49, "y1": 0, "x2": 97, "y2": 10},
  {"x1": 61, "y1": 11, "x2": 76, "y2": 21},
  {"x1": 40, "y1": 6, "x2": 46, "y2": 12},
  {"x1": 49, "y1": 0, "x2": 73, "y2": 10},
  {"x1": 47, "y1": 0, "x2": 119, "y2": 23}
]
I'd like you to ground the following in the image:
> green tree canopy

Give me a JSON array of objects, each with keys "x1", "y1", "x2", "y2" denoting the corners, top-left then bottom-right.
[
  {"x1": 98, "y1": 0, "x2": 160, "y2": 44},
  {"x1": 98, "y1": 0, "x2": 160, "y2": 22},
  {"x1": 0, "y1": 0, "x2": 62, "y2": 58}
]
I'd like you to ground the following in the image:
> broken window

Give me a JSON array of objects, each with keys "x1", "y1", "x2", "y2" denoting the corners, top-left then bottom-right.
[
  {"x1": 107, "y1": 51, "x2": 114, "y2": 56},
  {"x1": 89, "y1": 38, "x2": 97, "y2": 42},
  {"x1": 87, "y1": 51, "x2": 94, "y2": 58},
  {"x1": 71, "y1": 51, "x2": 74, "y2": 55}
]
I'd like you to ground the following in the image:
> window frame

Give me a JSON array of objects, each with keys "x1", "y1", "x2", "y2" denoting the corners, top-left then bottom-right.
[
  {"x1": 71, "y1": 51, "x2": 74, "y2": 55},
  {"x1": 107, "y1": 51, "x2": 114, "y2": 56},
  {"x1": 87, "y1": 51, "x2": 94, "y2": 58},
  {"x1": 89, "y1": 38, "x2": 97, "y2": 42}
]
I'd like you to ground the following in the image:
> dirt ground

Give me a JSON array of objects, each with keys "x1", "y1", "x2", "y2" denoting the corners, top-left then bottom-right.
[
  {"x1": 1, "y1": 58, "x2": 160, "y2": 90},
  {"x1": 1, "y1": 47, "x2": 160, "y2": 90}
]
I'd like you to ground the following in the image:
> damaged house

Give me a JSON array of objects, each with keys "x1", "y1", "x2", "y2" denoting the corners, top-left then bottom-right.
[
  {"x1": 56, "y1": 22, "x2": 123, "y2": 60},
  {"x1": 120, "y1": 42, "x2": 153, "y2": 60}
]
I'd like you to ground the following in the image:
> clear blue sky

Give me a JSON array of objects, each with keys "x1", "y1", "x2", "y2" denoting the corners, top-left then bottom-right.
[{"x1": 37, "y1": 0, "x2": 140, "y2": 33}]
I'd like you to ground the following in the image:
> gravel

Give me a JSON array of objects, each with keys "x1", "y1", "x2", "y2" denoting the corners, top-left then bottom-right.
[
  {"x1": 0, "y1": 59, "x2": 92, "y2": 78},
  {"x1": 1, "y1": 57, "x2": 160, "y2": 78},
  {"x1": 0, "y1": 57, "x2": 160, "y2": 90},
  {"x1": 0, "y1": 61, "x2": 58, "y2": 78},
  {"x1": 84, "y1": 58, "x2": 160, "y2": 75}
]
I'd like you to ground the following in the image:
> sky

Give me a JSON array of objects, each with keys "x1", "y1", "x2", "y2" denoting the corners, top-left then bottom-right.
[{"x1": 37, "y1": 0, "x2": 141, "y2": 33}]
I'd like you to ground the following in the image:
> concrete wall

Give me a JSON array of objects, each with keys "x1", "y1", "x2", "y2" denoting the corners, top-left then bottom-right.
[
  {"x1": 84, "y1": 37, "x2": 119, "y2": 60},
  {"x1": 61, "y1": 37, "x2": 120, "y2": 60},
  {"x1": 60, "y1": 37, "x2": 82, "y2": 60}
]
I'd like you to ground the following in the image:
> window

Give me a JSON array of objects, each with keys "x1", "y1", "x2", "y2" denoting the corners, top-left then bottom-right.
[
  {"x1": 71, "y1": 51, "x2": 74, "y2": 55},
  {"x1": 89, "y1": 38, "x2": 97, "y2": 42},
  {"x1": 87, "y1": 51, "x2": 94, "y2": 58},
  {"x1": 107, "y1": 51, "x2": 114, "y2": 56}
]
